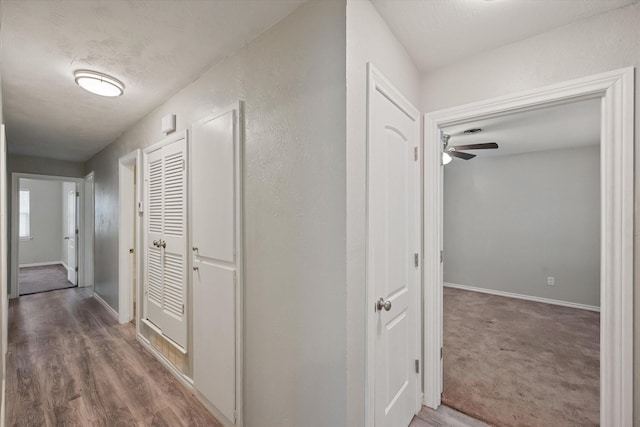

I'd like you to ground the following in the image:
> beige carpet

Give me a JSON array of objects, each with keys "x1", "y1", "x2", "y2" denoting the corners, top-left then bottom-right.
[
  {"x1": 443, "y1": 287, "x2": 599, "y2": 427},
  {"x1": 19, "y1": 264, "x2": 75, "y2": 295}
]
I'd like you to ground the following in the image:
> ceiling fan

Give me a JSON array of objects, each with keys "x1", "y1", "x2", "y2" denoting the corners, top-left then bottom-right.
[{"x1": 442, "y1": 133, "x2": 499, "y2": 164}]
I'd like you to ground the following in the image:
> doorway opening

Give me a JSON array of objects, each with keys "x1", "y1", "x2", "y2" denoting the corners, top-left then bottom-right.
[
  {"x1": 118, "y1": 149, "x2": 142, "y2": 326},
  {"x1": 440, "y1": 98, "x2": 601, "y2": 426},
  {"x1": 10, "y1": 173, "x2": 88, "y2": 298},
  {"x1": 424, "y1": 68, "x2": 634, "y2": 426}
]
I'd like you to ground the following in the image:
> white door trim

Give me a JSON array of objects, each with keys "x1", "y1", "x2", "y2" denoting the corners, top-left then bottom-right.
[
  {"x1": 10, "y1": 173, "x2": 86, "y2": 298},
  {"x1": 118, "y1": 149, "x2": 142, "y2": 325},
  {"x1": 365, "y1": 63, "x2": 422, "y2": 427},
  {"x1": 423, "y1": 67, "x2": 634, "y2": 427}
]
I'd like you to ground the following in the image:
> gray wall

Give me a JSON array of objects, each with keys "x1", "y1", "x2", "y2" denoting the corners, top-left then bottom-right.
[
  {"x1": 18, "y1": 179, "x2": 62, "y2": 266},
  {"x1": 345, "y1": 1, "x2": 422, "y2": 425},
  {"x1": 444, "y1": 146, "x2": 600, "y2": 307},
  {"x1": 419, "y1": 2, "x2": 640, "y2": 422},
  {"x1": 84, "y1": 2, "x2": 347, "y2": 426}
]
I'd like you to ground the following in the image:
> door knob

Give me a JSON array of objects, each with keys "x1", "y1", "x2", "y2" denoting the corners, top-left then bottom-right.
[
  {"x1": 152, "y1": 240, "x2": 158, "y2": 247},
  {"x1": 160, "y1": 240, "x2": 166, "y2": 249},
  {"x1": 64, "y1": 236, "x2": 70, "y2": 240},
  {"x1": 376, "y1": 297, "x2": 392, "y2": 312}
]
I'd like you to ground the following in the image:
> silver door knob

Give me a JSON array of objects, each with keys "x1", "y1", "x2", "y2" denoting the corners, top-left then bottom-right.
[
  {"x1": 160, "y1": 240, "x2": 166, "y2": 249},
  {"x1": 376, "y1": 297, "x2": 392, "y2": 312},
  {"x1": 152, "y1": 240, "x2": 158, "y2": 247}
]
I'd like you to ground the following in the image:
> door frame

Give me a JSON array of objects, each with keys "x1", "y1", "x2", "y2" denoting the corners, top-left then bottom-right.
[
  {"x1": 365, "y1": 63, "x2": 422, "y2": 426},
  {"x1": 83, "y1": 171, "x2": 95, "y2": 289},
  {"x1": 10, "y1": 173, "x2": 86, "y2": 298},
  {"x1": 423, "y1": 67, "x2": 634, "y2": 426},
  {"x1": 118, "y1": 149, "x2": 143, "y2": 325}
]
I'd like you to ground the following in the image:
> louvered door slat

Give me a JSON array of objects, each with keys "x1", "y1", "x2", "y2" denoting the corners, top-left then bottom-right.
[{"x1": 144, "y1": 135, "x2": 188, "y2": 349}]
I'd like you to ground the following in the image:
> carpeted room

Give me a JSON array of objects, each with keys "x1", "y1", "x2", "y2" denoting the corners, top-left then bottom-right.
[{"x1": 441, "y1": 99, "x2": 601, "y2": 427}]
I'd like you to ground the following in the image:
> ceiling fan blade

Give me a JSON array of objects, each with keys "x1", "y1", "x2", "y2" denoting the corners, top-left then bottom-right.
[
  {"x1": 451, "y1": 142, "x2": 499, "y2": 150},
  {"x1": 449, "y1": 151, "x2": 476, "y2": 160}
]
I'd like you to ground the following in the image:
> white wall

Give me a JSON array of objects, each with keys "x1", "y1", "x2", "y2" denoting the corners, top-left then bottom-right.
[
  {"x1": 419, "y1": 3, "x2": 640, "y2": 422},
  {"x1": 18, "y1": 179, "x2": 62, "y2": 266},
  {"x1": 345, "y1": 0, "x2": 422, "y2": 425},
  {"x1": 444, "y1": 145, "x2": 600, "y2": 307},
  {"x1": 84, "y1": 2, "x2": 347, "y2": 426}
]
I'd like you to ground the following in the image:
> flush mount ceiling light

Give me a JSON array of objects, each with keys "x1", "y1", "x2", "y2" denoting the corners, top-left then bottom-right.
[{"x1": 74, "y1": 70, "x2": 124, "y2": 97}]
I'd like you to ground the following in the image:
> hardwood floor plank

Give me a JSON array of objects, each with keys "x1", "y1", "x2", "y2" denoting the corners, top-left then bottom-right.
[{"x1": 6, "y1": 288, "x2": 222, "y2": 427}]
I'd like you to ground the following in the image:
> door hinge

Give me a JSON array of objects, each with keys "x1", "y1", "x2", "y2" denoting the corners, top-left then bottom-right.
[
  {"x1": 414, "y1": 147, "x2": 418, "y2": 161},
  {"x1": 75, "y1": 267, "x2": 78, "y2": 272},
  {"x1": 76, "y1": 191, "x2": 80, "y2": 197},
  {"x1": 440, "y1": 347, "x2": 443, "y2": 359},
  {"x1": 234, "y1": 410, "x2": 238, "y2": 423},
  {"x1": 75, "y1": 228, "x2": 79, "y2": 235},
  {"x1": 414, "y1": 253, "x2": 419, "y2": 268},
  {"x1": 415, "y1": 359, "x2": 420, "y2": 374},
  {"x1": 440, "y1": 250, "x2": 443, "y2": 263}
]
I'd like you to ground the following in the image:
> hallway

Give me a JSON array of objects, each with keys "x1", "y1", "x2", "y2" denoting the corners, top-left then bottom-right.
[{"x1": 5, "y1": 288, "x2": 222, "y2": 426}]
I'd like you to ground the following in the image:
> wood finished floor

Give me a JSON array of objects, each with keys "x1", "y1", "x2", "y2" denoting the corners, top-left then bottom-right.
[
  {"x1": 410, "y1": 406, "x2": 490, "y2": 427},
  {"x1": 6, "y1": 287, "x2": 223, "y2": 427}
]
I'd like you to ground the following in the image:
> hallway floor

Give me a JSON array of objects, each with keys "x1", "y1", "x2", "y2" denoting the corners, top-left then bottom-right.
[{"x1": 6, "y1": 287, "x2": 222, "y2": 427}]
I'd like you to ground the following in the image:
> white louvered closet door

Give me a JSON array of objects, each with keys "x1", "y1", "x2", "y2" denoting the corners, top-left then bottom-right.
[{"x1": 144, "y1": 136, "x2": 188, "y2": 349}]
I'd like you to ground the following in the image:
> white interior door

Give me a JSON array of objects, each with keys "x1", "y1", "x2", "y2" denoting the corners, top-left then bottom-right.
[
  {"x1": 144, "y1": 136, "x2": 188, "y2": 348},
  {"x1": 368, "y1": 68, "x2": 420, "y2": 427},
  {"x1": 66, "y1": 187, "x2": 77, "y2": 284},
  {"x1": 191, "y1": 107, "x2": 241, "y2": 424}
]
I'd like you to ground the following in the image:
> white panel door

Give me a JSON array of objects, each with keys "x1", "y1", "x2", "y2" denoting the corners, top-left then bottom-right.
[
  {"x1": 191, "y1": 110, "x2": 236, "y2": 263},
  {"x1": 144, "y1": 136, "x2": 188, "y2": 348},
  {"x1": 193, "y1": 261, "x2": 236, "y2": 422},
  {"x1": 191, "y1": 105, "x2": 241, "y2": 425},
  {"x1": 67, "y1": 188, "x2": 77, "y2": 284},
  {"x1": 369, "y1": 84, "x2": 420, "y2": 427}
]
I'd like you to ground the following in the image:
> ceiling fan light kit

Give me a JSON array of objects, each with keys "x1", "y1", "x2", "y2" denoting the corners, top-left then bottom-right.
[{"x1": 442, "y1": 132, "x2": 499, "y2": 164}]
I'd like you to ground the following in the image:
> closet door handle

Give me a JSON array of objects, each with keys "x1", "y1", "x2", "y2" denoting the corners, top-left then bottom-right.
[
  {"x1": 160, "y1": 240, "x2": 166, "y2": 249},
  {"x1": 152, "y1": 240, "x2": 158, "y2": 247}
]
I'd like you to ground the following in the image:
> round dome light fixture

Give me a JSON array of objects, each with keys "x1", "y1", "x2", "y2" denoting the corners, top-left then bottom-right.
[{"x1": 74, "y1": 70, "x2": 124, "y2": 97}]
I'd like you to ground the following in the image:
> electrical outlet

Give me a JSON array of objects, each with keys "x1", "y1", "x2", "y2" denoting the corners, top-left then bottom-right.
[{"x1": 547, "y1": 276, "x2": 555, "y2": 286}]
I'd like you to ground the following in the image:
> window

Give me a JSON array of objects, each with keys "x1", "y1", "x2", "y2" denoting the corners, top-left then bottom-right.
[{"x1": 19, "y1": 189, "x2": 31, "y2": 238}]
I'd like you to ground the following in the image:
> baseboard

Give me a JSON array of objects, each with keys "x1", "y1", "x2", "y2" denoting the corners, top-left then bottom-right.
[
  {"x1": 61, "y1": 262, "x2": 70, "y2": 272},
  {"x1": 444, "y1": 282, "x2": 600, "y2": 312},
  {"x1": 92, "y1": 292, "x2": 119, "y2": 320},
  {"x1": 18, "y1": 261, "x2": 63, "y2": 268},
  {"x1": 1, "y1": 378, "x2": 5, "y2": 427},
  {"x1": 137, "y1": 334, "x2": 193, "y2": 390}
]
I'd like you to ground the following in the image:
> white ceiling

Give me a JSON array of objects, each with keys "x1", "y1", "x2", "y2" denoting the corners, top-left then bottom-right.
[
  {"x1": 371, "y1": 0, "x2": 637, "y2": 72},
  {"x1": 442, "y1": 98, "x2": 601, "y2": 160},
  {"x1": 0, "y1": 0, "x2": 305, "y2": 161}
]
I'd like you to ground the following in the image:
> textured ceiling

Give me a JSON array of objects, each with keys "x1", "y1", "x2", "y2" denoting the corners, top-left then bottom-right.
[
  {"x1": 371, "y1": 0, "x2": 637, "y2": 72},
  {"x1": 442, "y1": 98, "x2": 601, "y2": 159},
  {"x1": 0, "y1": 0, "x2": 305, "y2": 161}
]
